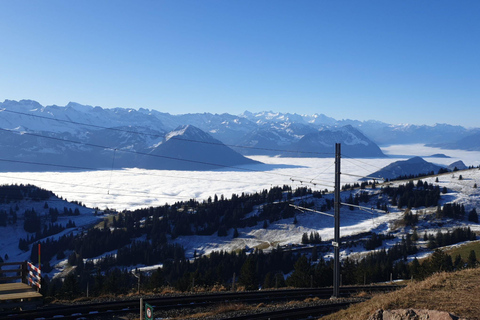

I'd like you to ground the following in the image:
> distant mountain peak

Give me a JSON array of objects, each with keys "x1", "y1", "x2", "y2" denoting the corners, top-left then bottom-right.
[
  {"x1": 65, "y1": 102, "x2": 94, "y2": 112},
  {"x1": 367, "y1": 157, "x2": 443, "y2": 180},
  {"x1": 165, "y1": 125, "x2": 214, "y2": 143},
  {"x1": 447, "y1": 160, "x2": 467, "y2": 171}
]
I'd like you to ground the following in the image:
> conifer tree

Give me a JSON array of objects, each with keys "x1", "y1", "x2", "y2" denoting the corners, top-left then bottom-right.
[
  {"x1": 239, "y1": 257, "x2": 258, "y2": 290},
  {"x1": 468, "y1": 208, "x2": 478, "y2": 223},
  {"x1": 467, "y1": 250, "x2": 477, "y2": 268},
  {"x1": 286, "y1": 255, "x2": 311, "y2": 288}
]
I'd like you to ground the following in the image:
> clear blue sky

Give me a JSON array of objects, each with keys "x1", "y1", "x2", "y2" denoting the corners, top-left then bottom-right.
[{"x1": 1, "y1": 1, "x2": 479, "y2": 126}]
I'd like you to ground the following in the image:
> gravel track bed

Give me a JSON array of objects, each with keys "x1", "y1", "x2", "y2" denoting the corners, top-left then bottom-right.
[{"x1": 82, "y1": 297, "x2": 365, "y2": 319}]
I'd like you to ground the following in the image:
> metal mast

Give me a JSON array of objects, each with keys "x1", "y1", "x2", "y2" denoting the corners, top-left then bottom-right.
[{"x1": 333, "y1": 143, "x2": 341, "y2": 298}]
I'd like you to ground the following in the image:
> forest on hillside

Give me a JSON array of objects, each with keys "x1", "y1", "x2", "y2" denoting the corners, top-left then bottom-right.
[{"x1": 0, "y1": 178, "x2": 477, "y2": 299}]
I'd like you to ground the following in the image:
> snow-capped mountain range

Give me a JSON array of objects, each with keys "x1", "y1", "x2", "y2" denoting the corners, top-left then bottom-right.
[{"x1": 0, "y1": 99, "x2": 478, "y2": 171}]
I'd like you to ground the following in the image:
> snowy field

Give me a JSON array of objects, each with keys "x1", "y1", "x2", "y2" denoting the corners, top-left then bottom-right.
[{"x1": 0, "y1": 144, "x2": 479, "y2": 211}]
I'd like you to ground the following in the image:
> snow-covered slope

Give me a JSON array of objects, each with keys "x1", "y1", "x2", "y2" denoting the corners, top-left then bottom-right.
[
  {"x1": 174, "y1": 167, "x2": 480, "y2": 261},
  {"x1": 0, "y1": 187, "x2": 101, "y2": 267}
]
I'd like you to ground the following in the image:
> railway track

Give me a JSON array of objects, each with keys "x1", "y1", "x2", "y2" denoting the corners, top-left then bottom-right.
[
  {"x1": 1, "y1": 285, "x2": 401, "y2": 319},
  {"x1": 221, "y1": 301, "x2": 355, "y2": 320}
]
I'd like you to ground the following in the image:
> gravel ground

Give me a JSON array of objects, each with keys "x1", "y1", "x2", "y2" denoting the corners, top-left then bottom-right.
[
  {"x1": 45, "y1": 290, "x2": 368, "y2": 320},
  {"x1": 83, "y1": 297, "x2": 366, "y2": 320}
]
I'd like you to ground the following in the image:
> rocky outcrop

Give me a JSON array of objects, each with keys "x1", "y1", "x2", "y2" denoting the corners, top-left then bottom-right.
[{"x1": 368, "y1": 309, "x2": 466, "y2": 320}]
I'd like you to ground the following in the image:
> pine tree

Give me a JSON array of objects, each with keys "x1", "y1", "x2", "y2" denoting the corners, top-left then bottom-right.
[
  {"x1": 311, "y1": 246, "x2": 318, "y2": 262},
  {"x1": 301, "y1": 233, "x2": 309, "y2": 244},
  {"x1": 239, "y1": 257, "x2": 258, "y2": 290},
  {"x1": 468, "y1": 208, "x2": 478, "y2": 223},
  {"x1": 61, "y1": 272, "x2": 80, "y2": 300},
  {"x1": 263, "y1": 272, "x2": 275, "y2": 289},
  {"x1": 467, "y1": 250, "x2": 477, "y2": 268},
  {"x1": 286, "y1": 255, "x2": 311, "y2": 288},
  {"x1": 454, "y1": 254, "x2": 463, "y2": 270},
  {"x1": 274, "y1": 273, "x2": 286, "y2": 288}
]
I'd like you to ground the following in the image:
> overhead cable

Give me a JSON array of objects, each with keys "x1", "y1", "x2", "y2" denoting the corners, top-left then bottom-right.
[{"x1": 0, "y1": 109, "x2": 335, "y2": 156}]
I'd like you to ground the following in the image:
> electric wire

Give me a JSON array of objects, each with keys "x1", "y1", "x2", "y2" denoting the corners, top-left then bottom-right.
[
  {"x1": 342, "y1": 154, "x2": 388, "y2": 171},
  {"x1": 341, "y1": 172, "x2": 385, "y2": 181},
  {"x1": 339, "y1": 202, "x2": 388, "y2": 215},
  {"x1": 289, "y1": 204, "x2": 334, "y2": 217},
  {"x1": 0, "y1": 174, "x2": 189, "y2": 201},
  {"x1": 1, "y1": 108, "x2": 414, "y2": 182},
  {"x1": 0, "y1": 127, "x2": 334, "y2": 188},
  {"x1": 1, "y1": 108, "x2": 409, "y2": 194},
  {"x1": 0, "y1": 108, "x2": 335, "y2": 156},
  {"x1": 306, "y1": 160, "x2": 335, "y2": 184}
]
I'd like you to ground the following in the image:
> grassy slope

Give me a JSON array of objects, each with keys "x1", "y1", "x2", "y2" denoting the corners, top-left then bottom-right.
[
  {"x1": 322, "y1": 267, "x2": 480, "y2": 320},
  {"x1": 444, "y1": 240, "x2": 480, "y2": 261}
]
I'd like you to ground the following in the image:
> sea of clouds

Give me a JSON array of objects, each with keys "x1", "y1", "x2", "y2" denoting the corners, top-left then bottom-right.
[{"x1": 0, "y1": 145, "x2": 479, "y2": 211}]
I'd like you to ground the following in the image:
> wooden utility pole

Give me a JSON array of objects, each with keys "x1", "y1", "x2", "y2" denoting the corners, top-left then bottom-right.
[{"x1": 333, "y1": 143, "x2": 341, "y2": 298}]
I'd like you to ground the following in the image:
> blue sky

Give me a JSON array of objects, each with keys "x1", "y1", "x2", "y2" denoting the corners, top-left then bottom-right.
[{"x1": 1, "y1": 1, "x2": 479, "y2": 126}]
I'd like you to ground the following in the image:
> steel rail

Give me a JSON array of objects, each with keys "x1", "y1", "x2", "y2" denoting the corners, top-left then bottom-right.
[{"x1": 0, "y1": 285, "x2": 402, "y2": 319}]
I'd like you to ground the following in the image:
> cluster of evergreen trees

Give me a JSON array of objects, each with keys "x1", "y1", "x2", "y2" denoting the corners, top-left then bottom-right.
[
  {"x1": 342, "y1": 181, "x2": 376, "y2": 191},
  {"x1": 0, "y1": 209, "x2": 15, "y2": 226},
  {"x1": 40, "y1": 237, "x2": 478, "y2": 300},
  {"x1": 344, "y1": 191, "x2": 372, "y2": 210},
  {"x1": 382, "y1": 180, "x2": 441, "y2": 209},
  {"x1": 0, "y1": 184, "x2": 54, "y2": 203},
  {"x1": 18, "y1": 221, "x2": 75, "y2": 251},
  {"x1": 389, "y1": 171, "x2": 437, "y2": 182},
  {"x1": 409, "y1": 249, "x2": 478, "y2": 281},
  {"x1": 301, "y1": 231, "x2": 322, "y2": 244},
  {"x1": 436, "y1": 203, "x2": 466, "y2": 219},
  {"x1": 108, "y1": 185, "x2": 323, "y2": 241},
  {"x1": 425, "y1": 227, "x2": 476, "y2": 249},
  {"x1": 364, "y1": 232, "x2": 394, "y2": 250}
]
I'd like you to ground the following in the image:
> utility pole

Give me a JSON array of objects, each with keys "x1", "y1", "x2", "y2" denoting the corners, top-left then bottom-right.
[
  {"x1": 289, "y1": 144, "x2": 342, "y2": 298},
  {"x1": 333, "y1": 143, "x2": 341, "y2": 298}
]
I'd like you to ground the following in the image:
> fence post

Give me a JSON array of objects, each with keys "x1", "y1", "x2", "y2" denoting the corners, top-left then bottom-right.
[{"x1": 22, "y1": 261, "x2": 28, "y2": 284}]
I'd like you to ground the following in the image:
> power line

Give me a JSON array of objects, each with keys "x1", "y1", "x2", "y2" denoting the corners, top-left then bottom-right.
[
  {"x1": 0, "y1": 158, "x2": 96, "y2": 171},
  {"x1": 0, "y1": 108, "x2": 335, "y2": 156},
  {"x1": 289, "y1": 204, "x2": 334, "y2": 217},
  {"x1": 289, "y1": 178, "x2": 334, "y2": 189},
  {"x1": 339, "y1": 202, "x2": 389, "y2": 214},
  {"x1": 0, "y1": 174, "x2": 189, "y2": 200},
  {"x1": 341, "y1": 172, "x2": 385, "y2": 181},
  {"x1": 306, "y1": 160, "x2": 336, "y2": 184},
  {"x1": 0, "y1": 127, "x2": 333, "y2": 187},
  {"x1": 2, "y1": 108, "x2": 401, "y2": 189},
  {"x1": 342, "y1": 155, "x2": 390, "y2": 171}
]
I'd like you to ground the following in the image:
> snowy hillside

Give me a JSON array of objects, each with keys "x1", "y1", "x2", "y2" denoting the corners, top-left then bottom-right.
[
  {"x1": 0, "y1": 185, "x2": 101, "y2": 270},
  {"x1": 1, "y1": 165, "x2": 479, "y2": 281},
  {"x1": 172, "y1": 167, "x2": 480, "y2": 260}
]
